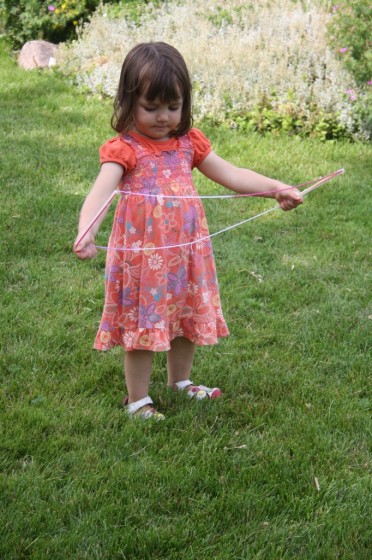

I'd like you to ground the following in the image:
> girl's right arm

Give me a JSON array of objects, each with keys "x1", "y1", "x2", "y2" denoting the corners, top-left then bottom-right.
[{"x1": 74, "y1": 162, "x2": 124, "y2": 260}]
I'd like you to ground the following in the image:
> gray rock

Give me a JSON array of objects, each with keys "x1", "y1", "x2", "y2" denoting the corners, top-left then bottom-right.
[{"x1": 18, "y1": 40, "x2": 59, "y2": 70}]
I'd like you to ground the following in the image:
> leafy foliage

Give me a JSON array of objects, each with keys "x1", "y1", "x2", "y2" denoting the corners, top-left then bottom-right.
[
  {"x1": 327, "y1": 0, "x2": 372, "y2": 86},
  {"x1": 217, "y1": 92, "x2": 352, "y2": 141},
  {"x1": 57, "y1": 0, "x2": 371, "y2": 141},
  {"x1": 0, "y1": 0, "x2": 139, "y2": 46}
]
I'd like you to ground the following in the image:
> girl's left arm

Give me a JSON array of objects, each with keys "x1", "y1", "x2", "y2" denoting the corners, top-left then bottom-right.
[{"x1": 198, "y1": 152, "x2": 303, "y2": 211}]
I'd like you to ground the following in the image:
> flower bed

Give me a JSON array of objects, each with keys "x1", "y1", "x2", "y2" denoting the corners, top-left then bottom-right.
[{"x1": 57, "y1": 0, "x2": 371, "y2": 140}]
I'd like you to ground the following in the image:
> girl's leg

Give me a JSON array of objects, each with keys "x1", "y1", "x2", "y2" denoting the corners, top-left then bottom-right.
[
  {"x1": 167, "y1": 337, "x2": 222, "y2": 399},
  {"x1": 167, "y1": 337, "x2": 196, "y2": 386},
  {"x1": 124, "y1": 349, "x2": 154, "y2": 403}
]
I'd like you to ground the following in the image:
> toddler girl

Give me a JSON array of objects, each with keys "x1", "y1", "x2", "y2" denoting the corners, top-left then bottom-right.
[{"x1": 74, "y1": 42, "x2": 303, "y2": 420}]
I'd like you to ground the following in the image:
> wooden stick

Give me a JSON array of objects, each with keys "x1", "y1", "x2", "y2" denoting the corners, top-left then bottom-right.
[{"x1": 74, "y1": 190, "x2": 118, "y2": 249}]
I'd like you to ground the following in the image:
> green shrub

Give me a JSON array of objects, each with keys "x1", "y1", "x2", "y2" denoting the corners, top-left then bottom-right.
[
  {"x1": 221, "y1": 92, "x2": 352, "y2": 141},
  {"x1": 0, "y1": 0, "x2": 132, "y2": 47},
  {"x1": 327, "y1": 0, "x2": 372, "y2": 86},
  {"x1": 58, "y1": 0, "x2": 369, "y2": 141}
]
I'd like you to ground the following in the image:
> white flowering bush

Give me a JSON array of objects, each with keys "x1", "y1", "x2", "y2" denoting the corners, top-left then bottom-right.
[{"x1": 57, "y1": 0, "x2": 370, "y2": 139}]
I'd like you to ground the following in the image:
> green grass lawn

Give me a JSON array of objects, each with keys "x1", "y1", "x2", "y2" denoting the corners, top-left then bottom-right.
[{"x1": 1, "y1": 41, "x2": 371, "y2": 559}]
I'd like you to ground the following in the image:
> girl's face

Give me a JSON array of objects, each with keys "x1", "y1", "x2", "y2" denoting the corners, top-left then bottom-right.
[{"x1": 133, "y1": 94, "x2": 183, "y2": 141}]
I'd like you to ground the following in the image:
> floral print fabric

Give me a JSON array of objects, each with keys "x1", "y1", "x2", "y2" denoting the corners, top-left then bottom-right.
[{"x1": 94, "y1": 132, "x2": 229, "y2": 352}]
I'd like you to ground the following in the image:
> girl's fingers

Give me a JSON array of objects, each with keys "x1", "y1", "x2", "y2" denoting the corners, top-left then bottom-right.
[
  {"x1": 280, "y1": 194, "x2": 303, "y2": 211},
  {"x1": 74, "y1": 242, "x2": 97, "y2": 260},
  {"x1": 74, "y1": 231, "x2": 97, "y2": 259}
]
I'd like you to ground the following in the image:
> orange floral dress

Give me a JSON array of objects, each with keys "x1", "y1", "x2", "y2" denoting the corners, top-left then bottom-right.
[{"x1": 94, "y1": 128, "x2": 229, "y2": 352}]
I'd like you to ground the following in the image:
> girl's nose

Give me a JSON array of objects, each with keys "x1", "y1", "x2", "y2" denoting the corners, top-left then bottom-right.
[{"x1": 157, "y1": 110, "x2": 168, "y2": 122}]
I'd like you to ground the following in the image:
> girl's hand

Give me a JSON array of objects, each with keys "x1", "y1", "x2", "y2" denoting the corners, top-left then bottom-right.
[
  {"x1": 275, "y1": 185, "x2": 303, "y2": 211},
  {"x1": 74, "y1": 232, "x2": 97, "y2": 260}
]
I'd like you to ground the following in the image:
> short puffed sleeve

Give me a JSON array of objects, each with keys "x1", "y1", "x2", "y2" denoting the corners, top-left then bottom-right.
[
  {"x1": 99, "y1": 137, "x2": 137, "y2": 172},
  {"x1": 188, "y1": 128, "x2": 212, "y2": 168}
]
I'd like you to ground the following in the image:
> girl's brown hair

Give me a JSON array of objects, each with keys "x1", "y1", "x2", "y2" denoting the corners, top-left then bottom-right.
[{"x1": 111, "y1": 42, "x2": 193, "y2": 136}]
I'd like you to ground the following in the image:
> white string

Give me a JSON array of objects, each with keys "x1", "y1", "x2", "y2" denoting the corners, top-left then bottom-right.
[
  {"x1": 96, "y1": 169, "x2": 345, "y2": 252},
  {"x1": 96, "y1": 205, "x2": 277, "y2": 252},
  {"x1": 117, "y1": 187, "x2": 290, "y2": 199},
  {"x1": 115, "y1": 171, "x2": 343, "y2": 200}
]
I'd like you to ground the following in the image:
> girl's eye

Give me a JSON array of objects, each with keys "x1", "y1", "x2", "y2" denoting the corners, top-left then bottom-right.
[{"x1": 142, "y1": 102, "x2": 181, "y2": 112}]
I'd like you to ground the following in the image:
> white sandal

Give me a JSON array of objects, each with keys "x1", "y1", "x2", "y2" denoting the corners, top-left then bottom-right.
[
  {"x1": 171, "y1": 379, "x2": 222, "y2": 400},
  {"x1": 123, "y1": 396, "x2": 165, "y2": 421}
]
